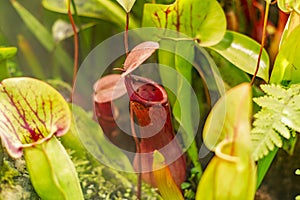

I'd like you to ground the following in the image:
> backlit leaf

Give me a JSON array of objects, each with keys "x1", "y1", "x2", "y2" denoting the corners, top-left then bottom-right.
[
  {"x1": 209, "y1": 31, "x2": 270, "y2": 82},
  {"x1": 0, "y1": 77, "x2": 71, "y2": 158},
  {"x1": 116, "y1": 0, "x2": 136, "y2": 12},
  {"x1": 270, "y1": 25, "x2": 300, "y2": 85},
  {"x1": 143, "y1": 0, "x2": 226, "y2": 46},
  {"x1": 153, "y1": 150, "x2": 184, "y2": 200}
]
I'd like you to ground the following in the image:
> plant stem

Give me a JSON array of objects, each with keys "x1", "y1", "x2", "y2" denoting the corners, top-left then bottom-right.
[
  {"x1": 125, "y1": 12, "x2": 129, "y2": 56},
  {"x1": 67, "y1": 0, "x2": 79, "y2": 102},
  {"x1": 250, "y1": 1, "x2": 270, "y2": 85},
  {"x1": 130, "y1": 103, "x2": 141, "y2": 200},
  {"x1": 0, "y1": 60, "x2": 9, "y2": 81}
]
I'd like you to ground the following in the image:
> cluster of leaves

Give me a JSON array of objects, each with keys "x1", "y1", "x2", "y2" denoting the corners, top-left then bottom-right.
[{"x1": 251, "y1": 84, "x2": 300, "y2": 160}]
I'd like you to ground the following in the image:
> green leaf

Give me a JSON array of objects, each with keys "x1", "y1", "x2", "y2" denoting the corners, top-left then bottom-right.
[
  {"x1": 256, "y1": 147, "x2": 278, "y2": 188},
  {"x1": 12, "y1": 0, "x2": 73, "y2": 75},
  {"x1": 196, "y1": 140, "x2": 256, "y2": 200},
  {"x1": 153, "y1": 150, "x2": 184, "y2": 200},
  {"x1": 143, "y1": 0, "x2": 226, "y2": 46},
  {"x1": 24, "y1": 137, "x2": 84, "y2": 200},
  {"x1": 209, "y1": 31, "x2": 270, "y2": 82},
  {"x1": 42, "y1": 0, "x2": 138, "y2": 28},
  {"x1": 251, "y1": 84, "x2": 300, "y2": 160},
  {"x1": 116, "y1": 0, "x2": 136, "y2": 12},
  {"x1": 71, "y1": 104, "x2": 133, "y2": 172},
  {"x1": 0, "y1": 77, "x2": 71, "y2": 158},
  {"x1": 0, "y1": 47, "x2": 17, "y2": 61},
  {"x1": 270, "y1": 25, "x2": 300, "y2": 85},
  {"x1": 203, "y1": 83, "x2": 252, "y2": 151}
]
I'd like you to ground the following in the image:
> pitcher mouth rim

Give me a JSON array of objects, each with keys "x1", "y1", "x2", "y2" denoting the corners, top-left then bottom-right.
[{"x1": 215, "y1": 139, "x2": 240, "y2": 162}]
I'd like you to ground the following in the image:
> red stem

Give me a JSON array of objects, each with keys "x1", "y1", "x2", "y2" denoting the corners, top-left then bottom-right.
[
  {"x1": 125, "y1": 13, "x2": 129, "y2": 57},
  {"x1": 250, "y1": 1, "x2": 270, "y2": 85},
  {"x1": 67, "y1": 0, "x2": 79, "y2": 102}
]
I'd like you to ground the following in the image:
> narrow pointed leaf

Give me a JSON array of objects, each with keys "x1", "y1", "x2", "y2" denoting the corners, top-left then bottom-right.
[
  {"x1": 12, "y1": 0, "x2": 73, "y2": 75},
  {"x1": 270, "y1": 25, "x2": 300, "y2": 85},
  {"x1": 116, "y1": 0, "x2": 136, "y2": 13},
  {"x1": 0, "y1": 77, "x2": 71, "y2": 158},
  {"x1": 209, "y1": 31, "x2": 270, "y2": 82},
  {"x1": 203, "y1": 83, "x2": 252, "y2": 151},
  {"x1": 143, "y1": 0, "x2": 226, "y2": 46},
  {"x1": 153, "y1": 150, "x2": 184, "y2": 200}
]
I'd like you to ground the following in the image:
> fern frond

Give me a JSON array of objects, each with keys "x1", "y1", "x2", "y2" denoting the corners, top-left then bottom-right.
[{"x1": 251, "y1": 84, "x2": 300, "y2": 161}]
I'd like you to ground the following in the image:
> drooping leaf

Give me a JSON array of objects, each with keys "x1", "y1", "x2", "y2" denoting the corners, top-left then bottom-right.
[
  {"x1": 0, "y1": 77, "x2": 71, "y2": 158},
  {"x1": 196, "y1": 140, "x2": 256, "y2": 200},
  {"x1": 116, "y1": 0, "x2": 136, "y2": 13},
  {"x1": 270, "y1": 25, "x2": 300, "y2": 85},
  {"x1": 152, "y1": 150, "x2": 184, "y2": 200},
  {"x1": 12, "y1": 1, "x2": 73, "y2": 75},
  {"x1": 203, "y1": 83, "x2": 252, "y2": 151},
  {"x1": 209, "y1": 31, "x2": 270, "y2": 82},
  {"x1": 251, "y1": 84, "x2": 300, "y2": 160},
  {"x1": 143, "y1": 0, "x2": 226, "y2": 46},
  {"x1": 122, "y1": 41, "x2": 159, "y2": 76},
  {"x1": 42, "y1": 0, "x2": 138, "y2": 28},
  {"x1": 71, "y1": 104, "x2": 133, "y2": 172},
  {"x1": 24, "y1": 137, "x2": 84, "y2": 200}
]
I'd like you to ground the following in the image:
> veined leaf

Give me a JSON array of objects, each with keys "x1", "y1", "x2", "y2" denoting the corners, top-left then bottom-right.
[
  {"x1": 116, "y1": 0, "x2": 136, "y2": 13},
  {"x1": 143, "y1": 0, "x2": 226, "y2": 46},
  {"x1": 0, "y1": 77, "x2": 71, "y2": 158},
  {"x1": 270, "y1": 25, "x2": 300, "y2": 85},
  {"x1": 209, "y1": 31, "x2": 270, "y2": 82},
  {"x1": 251, "y1": 84, "x2": 300, "y2": 160},
  {"x1": 153, "y1": 150, "x2": 184, "y2": 200},
  {"x1": 203, "y1": 83, "x2": 252, "y2": 151}
]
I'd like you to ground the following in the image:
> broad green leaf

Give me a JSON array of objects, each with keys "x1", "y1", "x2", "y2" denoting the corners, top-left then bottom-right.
[
  {"x1": 12, "y1": 0, "x2": 73, "y2": 75},
  {"x1": 270, "y1": 25, "x2": 300, "y2": 85},
  {"x1": 158, "y1": 39, "x2": 202, "y2": 178},
  {"x1": 116, "y1": 0, "x2": 136, "y2": 13},
  {"x1": 203, "y1": 83, "x2": 252, "y2": 151},
  {"x1": 209, "y1": 31, "x2": 270, "y2": 82},
  {"x1": 71, "y1": 104, "x2": 133, "y2": 172},
  {"x1": 143, "y1": 0, "x2": 226, "y2": 46},
  {"x1": 278, "y1": 0, "x2": 300, "y2": 14},
  {"x1": 196, "y1": 140, "x2": 256, "y2": 200},
  {"x1": 42, "y1": 0, "x2": 138, "y2": 28},
  {"x1": 0, "y1": 47, "x2": 17, "y2": 61},
  {"x1": 0, "y1": 77, "x2": 71, "y2": 158},
  {"x1": 256, "y1": 147, "x2": 278, "y2": 188},
  {"x1": 153, "y1": 150, "x2": 184, "y2": 200},
  {"x1": 24, "y1": 137, "x2": 84, "y2": 200}
]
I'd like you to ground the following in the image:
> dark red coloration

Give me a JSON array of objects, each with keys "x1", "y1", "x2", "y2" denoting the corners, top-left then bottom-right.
[{"x1": 125, "y1": 75, "x2": 186, "y2": 188}]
